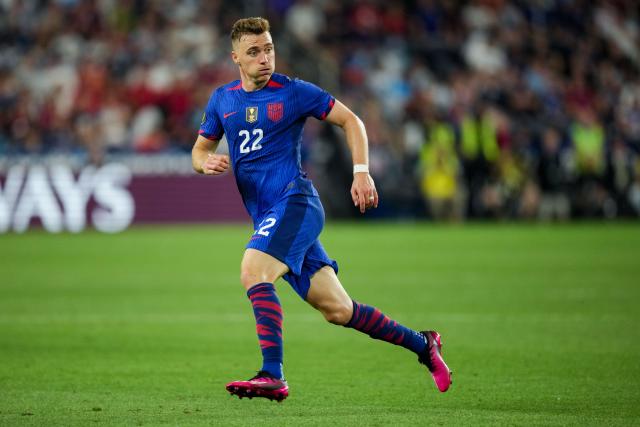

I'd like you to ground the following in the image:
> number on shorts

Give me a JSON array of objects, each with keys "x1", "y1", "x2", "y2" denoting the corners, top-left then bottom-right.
[{"x1": 255, "y1": 217, "x2": 276, "y2": 237}]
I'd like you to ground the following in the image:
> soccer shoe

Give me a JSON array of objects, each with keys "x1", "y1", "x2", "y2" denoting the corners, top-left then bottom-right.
[
  {"x1": 418, "y1": 330, "x2": 452, "y2": 392},
  {"x1": 226, "y1": 371, "x2": 289, "y2": 402}
]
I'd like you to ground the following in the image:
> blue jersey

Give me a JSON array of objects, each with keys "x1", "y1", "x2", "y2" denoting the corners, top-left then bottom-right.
[{"x1": 199, "y1": 73, "x2": 335, "y2": 221}]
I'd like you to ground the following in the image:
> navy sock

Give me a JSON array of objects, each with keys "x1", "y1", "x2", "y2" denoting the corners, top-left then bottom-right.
[
  {"x1": 345, "y1": 300, "x2": 427, "y2": 354},
  {"x1": 247, "y1": 283, "x2": 283, "y2": 379}
]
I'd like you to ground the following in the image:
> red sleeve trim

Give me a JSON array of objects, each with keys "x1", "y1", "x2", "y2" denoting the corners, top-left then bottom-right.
[
  {"x1": 320, "y1": 98, "x2": 336, "y2": 120},
  {"x1": 199, "y1": 129, "x2": 220, "y2": 140}
]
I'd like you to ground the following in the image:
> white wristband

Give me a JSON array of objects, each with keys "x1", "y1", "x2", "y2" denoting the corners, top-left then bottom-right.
[{"x1": 353, "y1": 164, "x2": 369, "y2": 174}]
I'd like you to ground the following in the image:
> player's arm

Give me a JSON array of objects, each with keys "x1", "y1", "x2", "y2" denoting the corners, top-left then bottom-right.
[
  {"x1": 191, "y1": 135, "x2": 229, "y2": 175},
  {"x1": 324, "y1": 100, "x2": 378, "y2": 213}
]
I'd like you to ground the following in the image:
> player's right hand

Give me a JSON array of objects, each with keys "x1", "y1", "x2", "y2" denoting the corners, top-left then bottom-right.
[{"x1": 201, "y1": 153, "x2": 230, "y2": 175}]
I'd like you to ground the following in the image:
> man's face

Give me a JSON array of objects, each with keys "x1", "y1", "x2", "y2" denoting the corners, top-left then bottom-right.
[{"x1": 232, "y1": 32, "x2": 275, "y2": 84}]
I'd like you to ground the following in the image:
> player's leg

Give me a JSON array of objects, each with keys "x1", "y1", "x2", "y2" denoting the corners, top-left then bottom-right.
[
  {"x1": 304, "y1": 265, "x2": 352, "y2": 324},
  {"x1": 227, "y1": 195, "x2": 322, "y2": 401},
  {"x1": 239, "y1": 248, "x2": 288, "y2": 379},
  {"x1": 306, "y1": 266, "x2": 426, "y2": 350},
  {"x1": 226, "y1": 249, "x2": 289, "y2": 401},
  {"x1": 305, "y1": 266, "x2": 452, "y2": 392}
]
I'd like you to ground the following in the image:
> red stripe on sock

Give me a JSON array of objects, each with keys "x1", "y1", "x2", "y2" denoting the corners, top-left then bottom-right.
[
  {"x1": 259, "y1": 311, "x2": 282, "y2": 324},
  {"x1": 257, "y1": 324, "x2": 273, "y2": 336},
  {"x1": 259, "y1": 339, "x2": 279, "y2": 349},
  {"x1": 354, "y1": 308, "x2": 369, "y2": 329},
  {"x1": 372, "y1": 316, "x2": 390, "y2": 334},
  {"x1": 355, "y1": 316, "x2": 367, "y2": 330},
  {"x1": 249, "y1": 291, "x2": 273, "y2": 300},
  {"x1": 248, "y1": 284, "x2": 272, "y2": 294},
  {"x1": 363, "y1": 309, "x2": 383, "y2": 332},
  {"x1": 252, "y1": 300, "x2": 282, "y2": 314},
  {"x1": 383, "y1": 330, "x2": 396, "y2": 341},
  {"x1": 393, "y1": 332, "x2": 405, "y2": 344}
]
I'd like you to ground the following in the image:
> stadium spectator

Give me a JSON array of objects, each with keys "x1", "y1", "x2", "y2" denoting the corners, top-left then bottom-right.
[
  {"x1": 419, "y1": 117, "x2": 464, "y2": 221},
  {"x1": 1, "y1": 0, "x2": 638, "y2": 220},
  {"x1": 536, "y1": 127, "x2": 571, "y2": 220}
]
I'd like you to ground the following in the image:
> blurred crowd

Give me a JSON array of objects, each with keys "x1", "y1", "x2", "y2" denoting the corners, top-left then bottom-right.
[{"x1": 1, "y1": 0, "x2": 640, "y2": 219}]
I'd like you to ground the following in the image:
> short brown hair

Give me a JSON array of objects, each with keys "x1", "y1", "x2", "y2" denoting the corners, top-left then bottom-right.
[{"x1": 230, "y1": 17, "x2": 270, "y2": 44}]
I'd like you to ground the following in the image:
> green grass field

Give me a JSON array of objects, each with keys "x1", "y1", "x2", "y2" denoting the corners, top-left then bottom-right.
[{"x1": 1, "y1": 223, "x2": 639, "y2": 426}]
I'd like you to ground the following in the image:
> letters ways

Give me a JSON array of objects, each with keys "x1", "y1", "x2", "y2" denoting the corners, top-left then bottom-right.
[{"x1": 0, "y1": 163, "x2": 134, "y2": 233}]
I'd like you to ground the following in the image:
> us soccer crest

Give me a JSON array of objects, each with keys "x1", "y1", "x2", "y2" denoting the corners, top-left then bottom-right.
[
  {"x1": 267, "y1": 102, "x2": 284, "y2": 122},
  {"x1": 246, "y1": 106, "x2": 258, "y2": 123}
]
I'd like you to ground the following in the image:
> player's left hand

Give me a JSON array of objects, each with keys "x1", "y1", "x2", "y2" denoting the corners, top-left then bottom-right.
[{"x1": 351, "y1": 172, "x2": 378, "y2": 214}]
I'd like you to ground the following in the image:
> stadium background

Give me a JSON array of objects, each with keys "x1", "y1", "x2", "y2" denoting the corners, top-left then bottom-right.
[
  {"x1": 2, "y1": 0, "x2": 640, "y2": 231},
  {"x1": 1, "y1": 1, "x2": 640, "y2": 426}
]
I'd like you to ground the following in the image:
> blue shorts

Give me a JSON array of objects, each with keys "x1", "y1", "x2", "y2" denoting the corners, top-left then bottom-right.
[{"x1": 246, "y1": 194, "x2": 338, "y2": 300}]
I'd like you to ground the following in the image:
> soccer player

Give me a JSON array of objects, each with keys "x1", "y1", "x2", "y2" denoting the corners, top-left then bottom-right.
[{"x1": 192, "y1": 17, "x2": 451, "y2": 402}]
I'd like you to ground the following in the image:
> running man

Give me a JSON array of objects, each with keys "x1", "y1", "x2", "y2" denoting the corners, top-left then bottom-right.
[{"x1": 192, "y1": 17, "x2": 451, "y2": 402}]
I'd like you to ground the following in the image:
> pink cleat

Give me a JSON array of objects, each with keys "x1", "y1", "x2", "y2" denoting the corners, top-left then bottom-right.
[
  {"x1": 418, "y1": 330, "x2": 452, "y2": 392},
  {"x1": 226, "y1": 371, "x2": 289, "y2": 402}
]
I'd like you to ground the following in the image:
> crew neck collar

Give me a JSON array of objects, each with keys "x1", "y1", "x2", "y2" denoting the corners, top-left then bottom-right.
[{"x1": 241, "y1": 77, "x2": 272, "y2": 94}]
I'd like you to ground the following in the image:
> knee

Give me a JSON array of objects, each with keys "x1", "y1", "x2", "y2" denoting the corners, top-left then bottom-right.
[
  {"x1": 239, "y1": 250, "x2": 288, "y2": 290},
  {"x1": 322, "y1": 301, "x2": 353, "y2": 325},
  {"x1": 240, "y1": 265, "x2": 283, "y2": 290},
  {"x1": 239, "y1": 257, "x2": 268, "y2": 289},
  {"x1": 240, "y1": 267, "x2": 260, "y2": 290}
]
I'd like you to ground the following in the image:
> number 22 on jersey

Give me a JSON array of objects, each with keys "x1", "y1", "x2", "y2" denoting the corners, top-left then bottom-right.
[{"x1": 239, "y1": 129, "x2": 263, "y2": 154}]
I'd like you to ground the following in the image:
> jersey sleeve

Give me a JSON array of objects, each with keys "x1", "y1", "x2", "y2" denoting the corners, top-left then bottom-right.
[
  {"x1": 198, "y1": 90, "x2": 224, "y2": 140},
  {"x1": 293, "y1": 79, "x2": 336, "y2": 120}
]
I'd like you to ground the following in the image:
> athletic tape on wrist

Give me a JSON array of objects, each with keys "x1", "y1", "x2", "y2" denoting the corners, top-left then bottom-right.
[{"x1": 353, "y1": 164, "x2": 369, "y2": 174}]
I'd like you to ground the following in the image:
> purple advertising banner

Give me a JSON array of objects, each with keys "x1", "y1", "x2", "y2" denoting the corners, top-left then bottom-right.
[
  {"x1": 130, "y1": 174, "x2": 248, "y2": 223},
  {"x1": 0, "y1": 156, "x2": 249, "y2": 233}
]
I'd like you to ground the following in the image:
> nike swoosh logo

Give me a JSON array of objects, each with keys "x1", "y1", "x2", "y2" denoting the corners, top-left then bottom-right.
[{"x1": 223, "y1": 111, "x2": 238, "y2": 119}]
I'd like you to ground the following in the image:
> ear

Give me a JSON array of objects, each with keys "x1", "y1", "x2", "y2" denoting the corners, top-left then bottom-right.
[{"x1": 231, "y1": 51, "x2": 239, "y2": 65}]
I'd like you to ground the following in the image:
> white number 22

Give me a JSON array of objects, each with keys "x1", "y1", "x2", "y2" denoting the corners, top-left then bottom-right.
[
  {"x1": 254, "y1": 217, "x2": 276, "y2": 236},
  {"x1": 239, "y1": 129, "x2": 263, "y2": 154}
]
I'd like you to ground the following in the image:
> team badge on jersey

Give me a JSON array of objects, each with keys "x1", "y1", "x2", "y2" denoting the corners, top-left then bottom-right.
[
  {"x1": 246, "y1": 106, "x2": 258, "y2": 123},
  {"x1": 267, "y1": 103, "x2": 284, "y2": 122}
]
